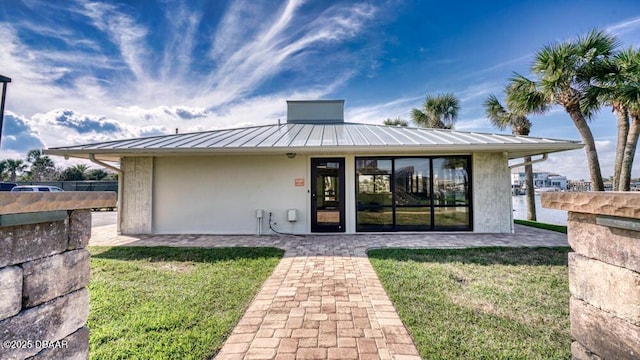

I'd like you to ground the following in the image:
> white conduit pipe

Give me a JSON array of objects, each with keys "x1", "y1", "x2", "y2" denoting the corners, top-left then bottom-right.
[
  {"x1": 508, "y1": 153, "x2": 548, "y2": 169},
  {"x1": 89, "y1": 154, "x2": 123, "y2": 234}
]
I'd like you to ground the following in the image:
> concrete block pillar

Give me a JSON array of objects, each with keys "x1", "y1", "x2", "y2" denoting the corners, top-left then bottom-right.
[
  {"x1": 543, "y1": 192, "x2": 640, "y2": 360},
  {"x1": 0, "y1": 192, "x2": 116, "y2": 360}
]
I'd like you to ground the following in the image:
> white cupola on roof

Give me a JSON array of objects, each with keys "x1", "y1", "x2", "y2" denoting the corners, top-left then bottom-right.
[{"x1": 286, "y1": 100, "x2": 345, "y2": 124}]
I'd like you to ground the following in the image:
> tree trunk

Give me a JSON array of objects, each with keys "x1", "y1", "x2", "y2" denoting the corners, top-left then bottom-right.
[
  {"x1": 613, "y1": 105, "x2": 629, "y2": 190},
  {"x1": 566, "y1": 104, "x2": 605, "y2": 191},
  {"x1": 619, "y1": 113, "x2": 640, "y2": 191},
  {"x1": 10, "y1": 171, "x2": 16, "y2": 182},
  {"x1": 524, "y1": 158, "x2": 537, "y2": 221}
]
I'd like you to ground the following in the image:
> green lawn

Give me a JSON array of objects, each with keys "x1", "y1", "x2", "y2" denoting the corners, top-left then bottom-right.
[
  {"x1": 514, "y1": 219, "x2": 568, "y2": 233},
  {"x1": 88, "y1": 246, "x2": 284, "y2": 360},
  {"x1": 368, "y1": 247, "x2": 571, "y2": 359}
]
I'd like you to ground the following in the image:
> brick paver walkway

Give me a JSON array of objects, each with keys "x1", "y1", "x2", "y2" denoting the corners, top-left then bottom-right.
[{"x1": 90, "y1": 225, "x2": 567, "y2": 359}]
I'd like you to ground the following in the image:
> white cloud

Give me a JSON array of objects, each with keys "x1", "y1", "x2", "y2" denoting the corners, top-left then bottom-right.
[
  {"x1": 210, "y1": 1, "x2": 263, "y2": 59},
  {"x1": 13, "y1": 18, "x2": 101, "y2": 51},
  {"x1": 159, "y1": 1, "x2": 201, "y2": 80},
  {"x1": 346, "y1": 95, "x2": 423, "y2": 124},
  {"x1": 455, "y1": 117, "x2": 492, "y2": 132},
  {"x1": 79, "y1": 1, "x2": 149, "y2": 81},
  {"x1": 201, "y1": 0, "x2": 376, "y2": 106},
  {"x1": 606, "y1": 16, "x2": 640, "y2": 35},
  {"x1": 25, "y1": 109, "x2": 166, "y2": 150},
  {"x1": 1, "y1": 112, "x2": 45, "y2": 153},
  {"x1": 116, "y1": 105, "x2": 208, "y2": 122},
  {"x1": 458, "y1": 81, "x2": 504, "y2": 103},
  {"x1": 0, "y1": 0, "x2": 382, "y2": 161},
  {"x1": 463, "y1": 54, "x2": 533, "y2": 80}
]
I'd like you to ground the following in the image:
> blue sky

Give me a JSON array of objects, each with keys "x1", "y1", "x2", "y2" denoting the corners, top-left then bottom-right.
[{"x1": 1, "y1": 0, "x2": 640, "y2": 180}]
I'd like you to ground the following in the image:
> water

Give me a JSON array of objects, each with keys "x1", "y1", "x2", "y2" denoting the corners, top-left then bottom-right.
[{"x1": 512, "y1": 195, "x2": 568, "y2": 225}]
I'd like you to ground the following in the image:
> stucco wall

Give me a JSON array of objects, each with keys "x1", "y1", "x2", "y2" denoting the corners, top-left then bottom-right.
[
  {"x1": 121, "y1": 157, "x2": 153, "y2": 234},
  {"x1": 152, "y1": 155, "x2": 308, "y2": 234},
  {"x1": 122, "y1": 152, "x2": 512, "y2": 234},
  {"x1": 472, "y1": 152, "x2": 512, "y2": 233}
]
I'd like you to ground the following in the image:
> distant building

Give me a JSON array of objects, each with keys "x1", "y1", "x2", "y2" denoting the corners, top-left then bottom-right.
[
  {"x1": 568, "y1": 180, "x2": 592, "y2": 192},
  {"x1": 511, "y1": 169, "x2": 568, "y2": 191}
]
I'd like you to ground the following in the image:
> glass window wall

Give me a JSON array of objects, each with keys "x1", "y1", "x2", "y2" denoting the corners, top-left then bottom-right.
[{"x1": 356, "y1": 156, "x2": 471, "y2": 231}]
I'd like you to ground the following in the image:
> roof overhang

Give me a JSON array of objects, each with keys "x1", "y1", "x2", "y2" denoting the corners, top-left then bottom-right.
[{"x1": 46, "y1": 142, "x2": 583, "y2": 163}]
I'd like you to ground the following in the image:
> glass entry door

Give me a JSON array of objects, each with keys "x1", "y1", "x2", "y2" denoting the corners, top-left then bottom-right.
[{"x1": 311, "y1": 158, "x2": 345, "y2": 232}]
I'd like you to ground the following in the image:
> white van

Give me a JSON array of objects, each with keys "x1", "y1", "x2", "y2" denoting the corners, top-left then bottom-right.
[{"x1": 11, "y1": 185, "x2": 64, "y2": 192}]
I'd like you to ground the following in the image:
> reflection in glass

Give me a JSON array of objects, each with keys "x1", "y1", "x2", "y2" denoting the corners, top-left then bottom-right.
[
  {"x1": 433, "y1": 157, "x2": 469, "y2": 206},
  {"x1": 394, "y1": 158, "x2": 430, "y2": 206},
  {"x1": 395, "y1": 207, "x2": 431, "y2": 227},
  {"x1": 357, "y1": 159, "x2": 391, "y2": 174},
  {"x1": 434, "y1": 207, "x2": 469, "y2": 228},
  {"x1": 315, "y1": 161, "x2": 341, "y2": 226},
  {"x1": 358, "y1": 175, "x2": 392, "y2": 206},
  {"x1": 357, "y1": 209, "x2": 393, "y2": 228},
  {"x1": 356, "y1": 156, "x2": 471, "y2": 231},
  {"x1": 357, "y1": 158, "x2": 392, "y2": 208}
]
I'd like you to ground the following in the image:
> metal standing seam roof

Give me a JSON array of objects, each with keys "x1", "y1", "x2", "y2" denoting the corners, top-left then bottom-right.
[{"x1": 46, "y1": 122, "x2": 583, "y2": 161}]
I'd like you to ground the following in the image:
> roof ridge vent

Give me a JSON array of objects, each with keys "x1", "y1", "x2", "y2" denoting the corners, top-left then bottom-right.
[{"x1": 286, "y1": 100, "x2": 344, "y2": 124}]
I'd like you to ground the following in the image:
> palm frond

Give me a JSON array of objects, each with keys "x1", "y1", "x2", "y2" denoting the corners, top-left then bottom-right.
[
  {"x1": 597, "y1": 47, "x2": 640, "y2": 114},
  {"x1": 576, "y1": 29, "x2": 620, "y2": 59},
  {"x1": 383, "y1": 118, "x2": 408, "y2": 127},
  {"x1": 533, "y1": 42, "x2": 576, "y2": 82},
  {"x1": 614, "y1": 47, "x2": 640, "y2": 76},
  {"x1": 506, "y1": 73, "x2": 550, "y2": 115},
  {"x1": 483, "y1": 91, "x2": 533, "y2": 136},
  {"x1": 411, "y1": 108, "x2": 427, "y2": 126},
  {"x1": 483, "y1": 94, "x2": 511, "y2": 130},
  {"x1": 414, "y1": 93, "x2": 460, "y2": 129}
]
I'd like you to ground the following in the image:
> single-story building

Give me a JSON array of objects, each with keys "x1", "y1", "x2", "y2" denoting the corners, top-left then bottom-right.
[{"x1": 46, "y1": 100, "x2": 582, "y2": 235}]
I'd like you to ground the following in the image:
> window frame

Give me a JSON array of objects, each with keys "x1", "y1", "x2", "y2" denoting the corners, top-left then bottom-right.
[{"x1": 355, "y1": 155, "x2": 473, "y2": 232}]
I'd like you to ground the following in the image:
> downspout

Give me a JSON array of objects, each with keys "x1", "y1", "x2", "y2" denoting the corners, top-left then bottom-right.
[
  {"x1": 89, "y1": 154, "x2": 123, "y2": 234},
  {"x1": 508, "y1": 153, "x2": 548, "y2": 169},
  {"x1": 507, "y1": 153, "x2": 549, "y2": 233}
]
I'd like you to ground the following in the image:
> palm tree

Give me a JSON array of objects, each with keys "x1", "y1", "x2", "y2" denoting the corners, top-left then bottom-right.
[
  {"x1": 6, "y1": 159, "x2": 27, "y2": 182},
  {"x1": 383, "y1": 118, "x2": 408, "y2": 127},
  {"x1": 508, "y1": 30, "x2": 619, "y2": 191},
  {"x1": 0, "y1": 160, "x2": 7, "y2": 181},
  {"x1": 26, "y1": 149, "x2": 42, "y2": 163},
  {"x1": 612, "y1": 104, "x2": 629, "y2": 190},
  {"x1": 27, "y1": 149, "x2": 57, "y2": 181},
  {"x1": 484, "y1": 93, "x2": 538, "y2": 221},
  {"x1": 586, "y1": 47, "x2": 640, "y2": 191},
  {"x1": 58, "y1": 165, "x2": 87, "y2": 181},
  {"x1": 614, "y1": 49, "x2": 640, "y2": 191},
  {"x1": 411, "y1": 93, "x2": 460, "y2": 129},
  {"x1": 85, "y1": 168, "x2": 110, "y2": 180},
  {"x1": 71, "y1": 164, "x2": 90, "y2": 175}
]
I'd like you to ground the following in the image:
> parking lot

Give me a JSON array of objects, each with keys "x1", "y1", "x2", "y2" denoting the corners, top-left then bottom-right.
[{"x1": 92, "y1": 211, "x2": 117, "y2": 227}]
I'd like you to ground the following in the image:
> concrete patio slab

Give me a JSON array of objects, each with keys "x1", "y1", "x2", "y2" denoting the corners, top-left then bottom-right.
[
  {"x1": 89, "y1": 225, "x2": 567, "y2": 359},
  {"x1": 90, "y1": 225, "x2": 567, "y2": 253}
]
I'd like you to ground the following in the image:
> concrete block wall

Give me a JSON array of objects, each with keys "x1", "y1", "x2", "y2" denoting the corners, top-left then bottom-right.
[
  {"x1": 542, "y1": 192, "x2": 640, "y2": 360},
  {"x1": 0, "y1": 192, "x2": 115, "y2": 360},
  {"x1": 0, "y1": 210, "x2": 91, "y2": 360}
]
